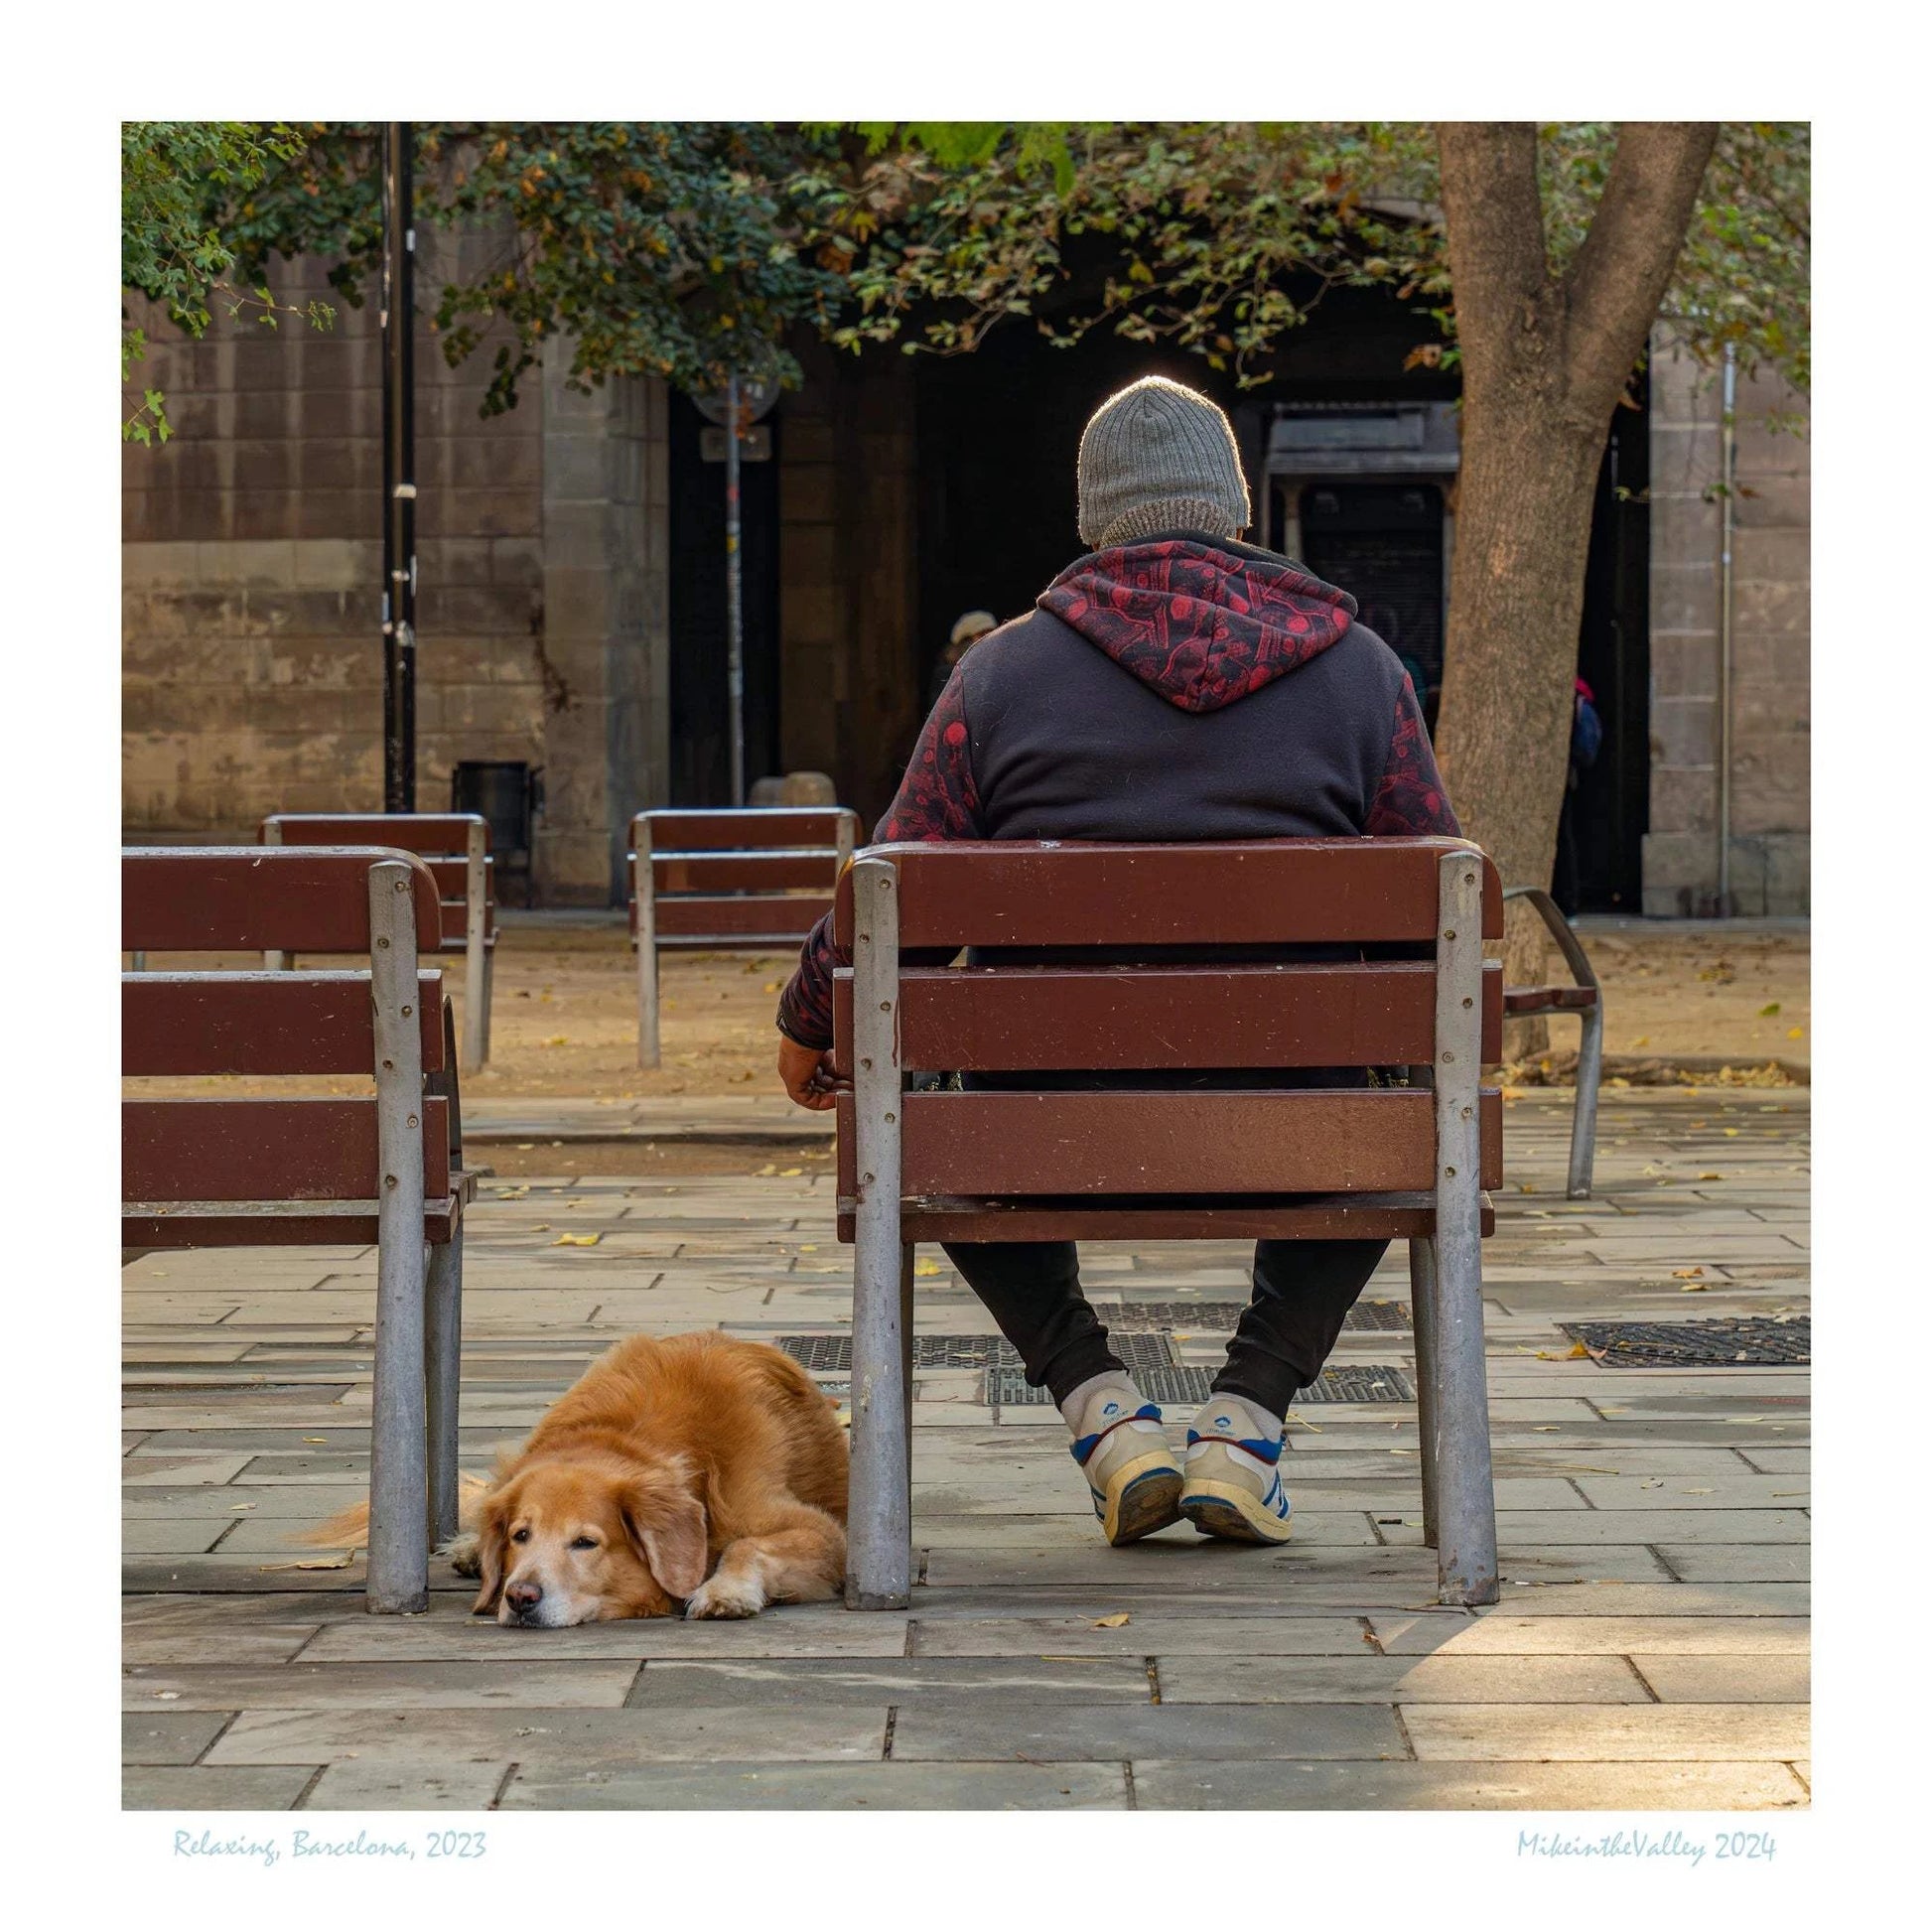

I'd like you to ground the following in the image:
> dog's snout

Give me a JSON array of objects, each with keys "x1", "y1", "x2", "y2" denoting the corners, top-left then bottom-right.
[{"x1": 506, "y1": 1581, "x2": 543, "y2": 1613}]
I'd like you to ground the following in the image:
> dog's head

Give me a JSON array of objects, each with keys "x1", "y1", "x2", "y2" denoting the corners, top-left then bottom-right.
[{"x1": 470, "y1": 1451, "x2": 709, "y2": 1626}]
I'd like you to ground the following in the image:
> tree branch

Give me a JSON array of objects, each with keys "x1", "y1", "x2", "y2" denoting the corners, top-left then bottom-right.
[
  {"x1": 1562, "y1": 121, "x2": 1720, "y2": 420},
  {"x1": 1436, "y1": 123, "x2": 1548, "y2": 386}
]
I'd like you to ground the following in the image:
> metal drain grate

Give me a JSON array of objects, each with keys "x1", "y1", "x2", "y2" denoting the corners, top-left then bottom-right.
[
  {"x1": 1100, "y1": 1300, "x2": 1412, "y2": 1333},
  {"x1": 777, "y1": 1333, "x2": 1175, "y2": 1374},
  {"x1": 986, "y1": 1363, "x2": 1415, "y2": 1407},
  {"x1": 1559, "y1": 1317, "x2": 1810, "y2": 1368}
]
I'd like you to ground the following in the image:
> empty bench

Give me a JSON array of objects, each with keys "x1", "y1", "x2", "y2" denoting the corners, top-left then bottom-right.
[
  {"x1": 833, "y1": 838, "x2": 1505, "y2": 1610},
  {"x1": 627, "y1": 806, "x2": 858, "y2": 1067},
  {"x1": 122, "y1": 845, "x2": 481, "y2": 1613},
  {"x1": 1502, "y1": 885, "x2": 1604, "y2": 1199},
  {"x1": 261, "y1": 813, "x2": 496, "y2": 1073}
]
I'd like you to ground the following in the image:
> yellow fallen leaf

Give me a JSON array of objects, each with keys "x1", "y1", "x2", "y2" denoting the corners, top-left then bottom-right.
[
  {"x1": 1631, "y1": 1036, "x2": 1650, "y2": 1047},
  {"x1": 553, "y1": 1232, "x2": 601, "y2": 1247},
  {"x1": 1786, "y1": 1027, "x2": 1803, "y2": 1039},
  {"x1": 1673, "y1": 1268, "x2": 1705, "y2": 1279},
  {"x1": 1723, "y1": 1128, "x2": 1740, "y2": 1137},
  {"x1": 913, "y1": 1260, "x2": 943, "y2": 1277},
  {"x1": 1758, "y1": 1002, "x2": 1781, "y2": 1018},
  {"x1": 1091, "y1": 1612, "x2": 1131, "y2": 1628},
  {"x1": 1681, "y1": 1282, "x2": 1710, "y2": 1292},
  {"x1": 799, "y1": 1244, "x2": 819, "y2": 1253},
  {"x1": 260, "y1": 1553, "x2": 355, "y2": 1572},
  {"x1": 762, "y1": 982, "x2": 781, "y2": 994},
  {"x1": 779, "y1": 1168, "x2": 803, "y2": 1177},
  {"x1": 302, "y1": 1437, "x2": 328, "y2": 1445}
]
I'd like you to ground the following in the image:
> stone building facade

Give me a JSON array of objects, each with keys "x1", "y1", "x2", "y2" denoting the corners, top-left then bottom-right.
[
  {"x1": 122, "y1": 236, "x2": 672, "y2": 903},
  {"x1": 123, "y1": 273, "x2": 1809, "y2": 915},
  {"x1": 1643, "y1": 334, "x2": 1810, "y2": 915}
]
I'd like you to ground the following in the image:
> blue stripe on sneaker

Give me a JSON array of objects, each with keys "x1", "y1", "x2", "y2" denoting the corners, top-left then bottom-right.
[
  {"x1": 1183, "y1": 1429, "x2": 1284, "y2": 1465},
  {"x1": 1069, "y1": 1404, "x2": 1166, "y2": 1466}
]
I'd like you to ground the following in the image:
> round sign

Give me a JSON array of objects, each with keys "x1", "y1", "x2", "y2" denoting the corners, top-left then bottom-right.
[{"x1": 692, "y1": 370, "x2": 781, "y2": 427}]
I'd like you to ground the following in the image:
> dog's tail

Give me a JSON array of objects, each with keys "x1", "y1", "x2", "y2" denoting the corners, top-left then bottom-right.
[{"x1": 298, "y1": 1472, "x2": 490, "y2": 1552}]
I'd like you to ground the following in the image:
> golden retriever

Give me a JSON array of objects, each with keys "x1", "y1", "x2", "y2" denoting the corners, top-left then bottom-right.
[{"x1": 311, "y1": 1331, "x2": 848, "y2": 1623}]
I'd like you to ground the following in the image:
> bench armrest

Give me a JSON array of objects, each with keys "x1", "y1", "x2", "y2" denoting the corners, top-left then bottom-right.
[{"x1": 1501, "y1": 886, "x2": 1599, "y2": 995}]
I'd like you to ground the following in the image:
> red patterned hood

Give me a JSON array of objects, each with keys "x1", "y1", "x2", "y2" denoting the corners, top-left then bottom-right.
[{"x1": 1038, "y1": 537, "x2": 1357, "y2": 714}]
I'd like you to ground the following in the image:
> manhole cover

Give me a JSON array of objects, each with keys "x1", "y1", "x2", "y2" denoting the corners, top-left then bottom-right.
[
  {"x1": 1559, "y1": 1317, "x2": 1810, "y2": 1367},
  {"x1": 985, "y1": 1363, "x2": 1415, "y2": 1407},
  {"x1": 777, "y1": 1333, "x2": 1174, "y2": 1374},
  {"x1": 1099, "y1": 1300, "x2": 1412, "y2": 1332}
]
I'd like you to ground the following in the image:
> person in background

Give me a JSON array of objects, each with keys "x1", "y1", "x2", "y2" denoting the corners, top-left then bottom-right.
[
  {"x1": 929, "y1": 609, "x2": 998, "y2": 713},
  {"x1": 1552, "y1": 675, "x2": 1603, "y2": 915},
  {"x1": 774, "y1": 375, "x2": 1458, "y2": 1556}
]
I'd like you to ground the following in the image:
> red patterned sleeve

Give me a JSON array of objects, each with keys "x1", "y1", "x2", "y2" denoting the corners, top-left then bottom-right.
[
  {"x1": 775, "y1": 675, "x2": 983, "y2": 1050},
  {"x1": 1364, "y1": 675, "x2": 1460, "y2": 837}
]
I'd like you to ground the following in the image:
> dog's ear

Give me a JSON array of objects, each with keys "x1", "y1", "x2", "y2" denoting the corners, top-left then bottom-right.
[
  {"x1": 621, "y1": 1463, "x2": 709, "y2": 1599},
  {"x1": 470, "y1": 1487, "x2": 510, "y2": 1616}
]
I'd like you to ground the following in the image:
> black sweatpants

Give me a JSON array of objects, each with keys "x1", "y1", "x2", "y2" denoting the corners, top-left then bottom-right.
[{"x1": 942, "y1": 1235, "x2": 1388, "y2": 1418}]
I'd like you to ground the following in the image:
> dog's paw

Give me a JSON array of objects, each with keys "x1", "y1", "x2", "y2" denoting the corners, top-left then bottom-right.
[
  {"x1": 683, "y1": 1576, "x2": 766, "y2": 1620},
  {"x1": 442, "y1": 1531, "x2": 482, "y2": 1578}
]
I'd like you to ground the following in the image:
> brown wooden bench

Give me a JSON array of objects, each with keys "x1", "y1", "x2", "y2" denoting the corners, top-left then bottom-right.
[
  {"x1": 627, "y1": 806, "x2": 859, "y2": 1067},
  {"x1": 832, "y1": 837, "x2": 1505, "y2": 1610},
  {"x1": 1502, "y1": 886, "x2": 1604, "y2": 1199},
  {"x1": 261, "y1": 813, "x2": 496, "y2": 1073},
  {"x1": 122, "y1": 846, "x2": 482, "y2": 1613}
]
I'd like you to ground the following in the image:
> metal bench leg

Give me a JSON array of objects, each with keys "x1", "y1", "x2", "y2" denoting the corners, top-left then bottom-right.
[
  {"x1": 425, "y1": 1233, "x2": 464, "y2": 1548},
  {"x1": 847, "y1": 859, "x2": 910, "y2": 1610},
  {"x1": 480, "y1": 945, "x2": 496, "y2": 1063},
  {"x1": 900, "y1": 1242, "x2": 916, "y2": 1485},
  {"x1": 1569, "y1": 999, "x2": 1603, "y2": 1199},
  {"x1": 367, "y1": 859, "x2": 431, "y2": 1614},
  {"x1": 1433, "y1": 852, "x2": 1499, "y2": 1607},
  {"x1": 462, "y1": 829, "x2": 487, "y2": 1074},
  {"x1": 1408, "y1": 1236, "x2": 1440, "y2": 1550},
  {"x1": 634, "y1": 824, "x2": 660, "y2": 1069}
]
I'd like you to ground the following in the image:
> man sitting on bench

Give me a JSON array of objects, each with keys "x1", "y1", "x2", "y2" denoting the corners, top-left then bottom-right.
[{"x1": 774, "y1": 375, "x2": 1460, "y2": 1550}]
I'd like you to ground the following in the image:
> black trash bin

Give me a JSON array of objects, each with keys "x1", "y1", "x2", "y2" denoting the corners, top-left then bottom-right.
[{"x1": 452, "y1": 760, "x2": 542, "y2": 906}]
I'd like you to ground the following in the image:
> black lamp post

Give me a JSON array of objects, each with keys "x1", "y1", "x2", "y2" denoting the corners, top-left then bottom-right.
[{"x1": 379, "y1": 121, "x2": 417, "y2": 812}]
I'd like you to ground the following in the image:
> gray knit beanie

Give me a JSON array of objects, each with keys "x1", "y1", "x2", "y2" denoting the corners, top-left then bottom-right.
[{"x1": 1076, "y1": 375, "x2": 1251, "y2": 549}]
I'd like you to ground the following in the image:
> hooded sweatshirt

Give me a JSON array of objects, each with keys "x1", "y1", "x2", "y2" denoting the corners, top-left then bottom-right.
[{"x1": 775, "y1": 535, "x2": 1457, "y2": 1049}]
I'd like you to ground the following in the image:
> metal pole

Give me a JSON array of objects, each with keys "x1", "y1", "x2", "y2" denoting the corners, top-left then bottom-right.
[
  {"x1": 380, "y1": 122, "x2": 418, "y2": 813},
  {"x1": 725, "y1": 368, "x2": 746, "y2": 807},
  {"x1": 1716, "y1": 344, "x2": 1736, "y2": 915}
]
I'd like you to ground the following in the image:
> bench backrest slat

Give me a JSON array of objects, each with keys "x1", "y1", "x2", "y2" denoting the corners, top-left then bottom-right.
[
  {"x1": 123, "y1": 972, "x2": 444, "y2": 1077},
  {"x1": 832, "y1": 839, "x2": 1504, "y2": 949},
  {"x1": 836, "y1": 1088, "x2": 1504, "y2": 1198},
  {"x1": 833, "y1": 960, "x2": 1503, "y2": 1072},
  {"x1": 652, "y1": 896, "x2": 833, "y2": 941},
  {"x1": 631, "y1": 808, "x2": 854, "y2": 853},
  {"x1": 124, "y1": 1098, "x2": 452, "y2": 1202},
  {"x1": 123, "y1": 847, "x2": 443, "y2": 954},
  {"x1": 263, "y1": 813, "x2": 490, "y2": 859}
]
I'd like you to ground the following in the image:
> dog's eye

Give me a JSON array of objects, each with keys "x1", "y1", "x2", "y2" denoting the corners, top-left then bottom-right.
[
  {"x1": 510, "y1": 1528, "x2": 530, "y2": 1544},
  {"x1": 570, "y1": 1536, "x2": 598, "y2": 1551}
]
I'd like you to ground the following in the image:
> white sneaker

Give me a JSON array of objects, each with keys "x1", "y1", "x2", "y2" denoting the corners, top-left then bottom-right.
[
  {"x1": 1062, "y1": 1375, "x2": 1183, "y2": 1546},
  {"x1": 1179, "y1": 1394, "x2": 1294, "y2": 1544}
]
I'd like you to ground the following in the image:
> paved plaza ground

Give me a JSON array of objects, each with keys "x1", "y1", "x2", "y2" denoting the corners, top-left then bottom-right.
[{"x1": 122, "y1": 1084, "x2": 1809, "y2": 1812}]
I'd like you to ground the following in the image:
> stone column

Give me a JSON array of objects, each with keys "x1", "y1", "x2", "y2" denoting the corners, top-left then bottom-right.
[
  {"x1": 1643, "y1": 333, "x2": 1810, "y2": 916},
  {"x1": 536, "y1": 349, "x2": 672, "y2": 903}
]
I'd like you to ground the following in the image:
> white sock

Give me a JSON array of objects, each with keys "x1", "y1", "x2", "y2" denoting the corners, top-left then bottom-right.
[{"x1": 1057, "y1": 1369, "x2": 1148, "y2": 1434}]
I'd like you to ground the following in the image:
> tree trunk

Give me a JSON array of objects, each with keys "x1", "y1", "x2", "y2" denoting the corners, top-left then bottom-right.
[{"x1": 1432, "y1": 121, "x2": 1719, "y2": 1058}]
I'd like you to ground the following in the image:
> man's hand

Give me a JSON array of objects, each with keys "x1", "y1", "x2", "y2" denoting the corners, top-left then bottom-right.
[{"x1": 777, "y1": 1034, "x2": 846, "y2": 1112}]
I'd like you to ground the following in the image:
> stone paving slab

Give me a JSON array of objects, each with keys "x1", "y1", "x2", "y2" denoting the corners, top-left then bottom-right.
[
  {"x1": 890, "y1": 1699, "x2": 1408, "y2": 1762},
  {"x1": 1128, "y1": 1758, "x2": 1809, "y2": 1810},
  {"x1": 124, "y1": 1765, "x2": 319, "y2": 1811},
  {"x1": 206, "y1": 1706, "x2": 889, "y2": 1767},
  {"x1": 622, "y1": 1657, "x2": 1154, "y2": 1706},
  {"x1": 302, "y1": 1761, "x2": 512, "y2": 1811},
  {"x1": 124, "y1": 1661, "x2": 644, "y2": 1711},
  {"x1": 1402, "y1": 1702, "x2": 1810, "y2": 1761},
  {"x1": 497, "y1": 1761, "x2": 1133, "y2": 1810},
  {"x1": 121, "y1": 1090, "x2": 1811, "y2": 1810}
]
